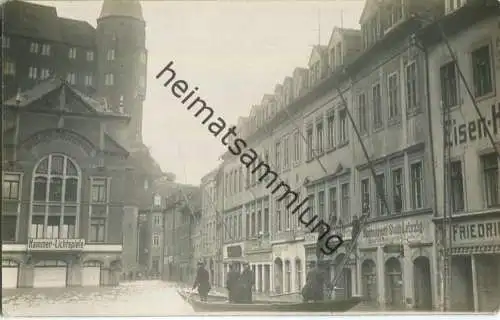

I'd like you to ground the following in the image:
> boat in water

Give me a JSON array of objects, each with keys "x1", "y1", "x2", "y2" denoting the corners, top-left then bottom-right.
[{"x1": 177, "y1": 289, "x2": 362, "y2": 312}]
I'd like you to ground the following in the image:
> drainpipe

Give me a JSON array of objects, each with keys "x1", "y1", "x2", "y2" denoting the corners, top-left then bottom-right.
[{"x1": 421, "y1": 39, "x2": 440, "y2": 312}]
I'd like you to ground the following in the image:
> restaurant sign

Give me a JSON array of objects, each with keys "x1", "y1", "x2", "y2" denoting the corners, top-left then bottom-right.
[
  {"x1": 451, "y1": 219, "x2": 500, "y2": 246},
  {"x1": 28, "y1": 238, "x2": 85, "y2": 251},
  {"x1": 360, "y1": 219, "x2": 428, "y2": 246}
]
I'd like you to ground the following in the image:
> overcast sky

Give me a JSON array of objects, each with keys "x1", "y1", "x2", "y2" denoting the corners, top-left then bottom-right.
[{"x1": 38, "y1": 0, "x2": 365, "y2": 185}]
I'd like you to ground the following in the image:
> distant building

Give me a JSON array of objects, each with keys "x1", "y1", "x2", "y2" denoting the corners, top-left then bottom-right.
[
  {"x1": 162, "y1": 184, "x2": 201, "y2": 283},
  {"x1": 192, "y1": 168, "x2": 219, "y2": 286},
  {"x1": 1, "y1": 0, "x2": 162, "y2": 288}
]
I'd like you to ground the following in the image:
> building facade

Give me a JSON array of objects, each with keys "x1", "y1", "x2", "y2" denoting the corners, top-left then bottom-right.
[
  {"x1": 2, "y1": 0, "x2": 162, "y2": 288},
  {"x1": 2, "y1": 80, "x2": 129, "y2": 288},
  {"x1": 163, "y1": 185, "x2": 201, "y2": 283},
  {"x1": 203, "y1": 0, "x2": 500, "y2": 312},
  {"x1": 192, "y1": 169, "x2": 219, "y2": 285},
  {"x1": 423, "y1": 3, "x2": 500, "y2": 312}
]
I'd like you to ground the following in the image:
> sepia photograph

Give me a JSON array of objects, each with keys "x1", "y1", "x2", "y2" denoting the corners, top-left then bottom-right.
[{"x1": 1, "y1": 0, "x2": 500, "y2": 316}]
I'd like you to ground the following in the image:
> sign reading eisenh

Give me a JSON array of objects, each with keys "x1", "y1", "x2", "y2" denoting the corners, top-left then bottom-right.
[{"x1": 28, "y1": 238, "x2": 85, "y2": 251}]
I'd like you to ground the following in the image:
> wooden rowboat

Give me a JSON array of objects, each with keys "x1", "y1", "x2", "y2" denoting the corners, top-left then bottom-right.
[{"x1": 177, "y1": 289, "x2": 361, "y2": 313}]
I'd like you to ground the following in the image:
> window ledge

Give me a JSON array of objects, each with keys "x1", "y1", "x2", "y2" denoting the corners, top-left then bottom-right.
[
  {"x1": 474, "y1": 91, "x2": 496, "y2": 103},
  {"x1": 325, "y1": 146, "x2": 336, "y2": 155},
  {"x1": 388, "y1": 117, "x2": 401, "y2": 127},
  {"x1": 373, "y1": 125, "x2": 384, "y2": 134},
  {"x1": 406, "y1": 107, "x2": 422, "y2": 118},
  {"x1": 337, "y1": 141, "x2": 349, "y2": 149}
]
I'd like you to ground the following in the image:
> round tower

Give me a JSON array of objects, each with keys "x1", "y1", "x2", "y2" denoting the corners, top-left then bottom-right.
[{"x1": 96, "y1": 0, "x2": 147, "y2": 145}]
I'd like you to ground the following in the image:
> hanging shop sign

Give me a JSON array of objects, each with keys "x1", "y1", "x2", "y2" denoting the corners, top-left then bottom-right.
[
  {"x1": 451, "y1": 219, "x2": 500, "y2": 246},
  {"x1": 226, "y1": 245, "x2": 242, "y2": 258},
  {"x1": 359, "y1": 219, "x2": 429, "y2": 246},
  {"x1": 28, "y1": 238, "x2": 85, "y2": 251}
]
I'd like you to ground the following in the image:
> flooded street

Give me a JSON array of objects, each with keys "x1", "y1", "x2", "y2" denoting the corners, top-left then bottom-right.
[{"x1": 2, "y1": 281, "x2": 195, "y2": 316}]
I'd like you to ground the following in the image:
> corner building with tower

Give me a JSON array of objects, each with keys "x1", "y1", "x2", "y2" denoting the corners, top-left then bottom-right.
[{"x1": 2, "y1": 0, "x2": 162, "y2": 288}]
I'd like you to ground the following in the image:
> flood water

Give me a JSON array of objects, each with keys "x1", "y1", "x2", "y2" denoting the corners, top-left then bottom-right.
[{"x1": 2, "y1": 280, "x2": 378, "y2": 316}]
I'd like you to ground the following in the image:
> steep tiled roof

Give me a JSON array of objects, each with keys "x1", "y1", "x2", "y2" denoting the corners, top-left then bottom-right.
[
  {"x1": 59, "y1": 18, "x2": 96, "y2": 47},
  {"x1": 2, "y1": 0, "x2": 95, "y2": 47}
]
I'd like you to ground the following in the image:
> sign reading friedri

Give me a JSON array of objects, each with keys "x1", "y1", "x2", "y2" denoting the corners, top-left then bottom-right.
[{"x1": 28, "y1": 238, "x2": 86, "y2": 251}]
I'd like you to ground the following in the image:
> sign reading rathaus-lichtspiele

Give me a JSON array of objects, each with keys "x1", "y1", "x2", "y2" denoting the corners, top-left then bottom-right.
[{"x1": 27, "y1": 238, "x2": 86, "y2": 251}]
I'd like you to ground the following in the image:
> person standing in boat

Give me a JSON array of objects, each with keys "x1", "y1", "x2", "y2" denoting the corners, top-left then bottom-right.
[
  {"x1": 238, "y1": 262, "x2": 255, "y2": 303},
  {"x1": 226, "y1": 263, "x2": 240, "y2": 303},
  {"x1": 192, "y1": 261, "x2": 211, "y2": 302},
  {"x1": 302, "y1": 260, "x2": 326, "y2": 302}
]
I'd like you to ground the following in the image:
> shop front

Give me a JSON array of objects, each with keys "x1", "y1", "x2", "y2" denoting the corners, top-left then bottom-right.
[
  {"x1": 245, "y1": 238, "x2": 272, "y2": 293},
  {"x1": 444, "y1": 215, "x2": 500, "y2": 312},
  {"x1": 222, "y1": 242, "x2": 245, "y2": 286},
  {"x1": 357, "y1": 214, "x2": 435, "y2": 310},
  {"x1": 272, "y1": 240, "x2": 305, "y2": 295},
  {"x1": 2, "y1": 240, "x2": 123, "y2": 288}
]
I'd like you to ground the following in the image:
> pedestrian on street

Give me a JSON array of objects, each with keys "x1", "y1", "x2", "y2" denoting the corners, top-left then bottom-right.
[
  {"x1": 238, "y1": 262, "x2": 255, "y2": 303},
  {"x1": 192, "y1": 261, "x2": 211, "y2": 302},
  {"x1": 302, "y1": 260, "x2": 326, "y2": 302},
  {"x1": 226, "y1": 263, "x2": 240, "y2": 303}
]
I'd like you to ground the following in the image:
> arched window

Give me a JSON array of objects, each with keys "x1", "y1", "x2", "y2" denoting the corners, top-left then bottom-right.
[{"x1": 31, "y1": 154, "x2": 81, "y2": 239}]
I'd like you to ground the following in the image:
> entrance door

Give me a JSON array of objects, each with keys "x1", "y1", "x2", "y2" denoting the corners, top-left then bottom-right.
[
  {"x1": 82, "y1": 261, "x2": 102, "y2": 287},
  {"x1": 33, "y1": 260, "x2": 67, "y2": 288},
  {"x1": 385, "y1": 257, "x2": 403, "y2": 308},
  {"x1": 413, "y1": 256, "x2": 432, "y2": 310},
  {"x1": 362, "y1": 259, "x2": 377, "y2": 303},
  {"x1": 2, "y1": 260, "x2": 19, "y2": 289}
]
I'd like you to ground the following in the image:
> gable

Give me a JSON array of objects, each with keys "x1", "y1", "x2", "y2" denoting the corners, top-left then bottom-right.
[
  {"x1": 3, "y1": 78, "x2": 126, "y2": 118},
  {"x1": 308, "y1": 46, "x2": 327, "y2": 66},
  {"x1": 327, "y1": 27, "x2": 340, "y2": 48},
  {"x1": 359, "y1": 0, "x2": 377, "y2": 24}
]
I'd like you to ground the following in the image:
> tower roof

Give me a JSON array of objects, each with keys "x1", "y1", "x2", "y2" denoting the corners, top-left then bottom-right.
[{"x1": 99, "y1": 0, "x2": 144, "y2": 21}]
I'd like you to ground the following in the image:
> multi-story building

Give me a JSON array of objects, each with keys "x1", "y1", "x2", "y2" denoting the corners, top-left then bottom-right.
[
  {"x1": 163, "y1": 185, "x2": 201, "y2": 283},
  {"x1": 422, "y1": 2, "x2": 500, "y2": 312},
  {"x1": 192, "y1": 168, "x2": 219, "y2": 286},
  {"x1": 205, "y1": 0, "x2": 500, "y2": 312},
  {"x1": 1, "y1": 0, "x2": 162, "y2": 288},
  {"x1": 348, "y1": 0, "x2": 445, "y2": 311}
]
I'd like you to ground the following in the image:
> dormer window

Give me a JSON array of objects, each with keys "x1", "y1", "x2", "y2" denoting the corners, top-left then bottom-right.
[{"x1": 107, "y1": 49, "x2": 115, "y2": 61}]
